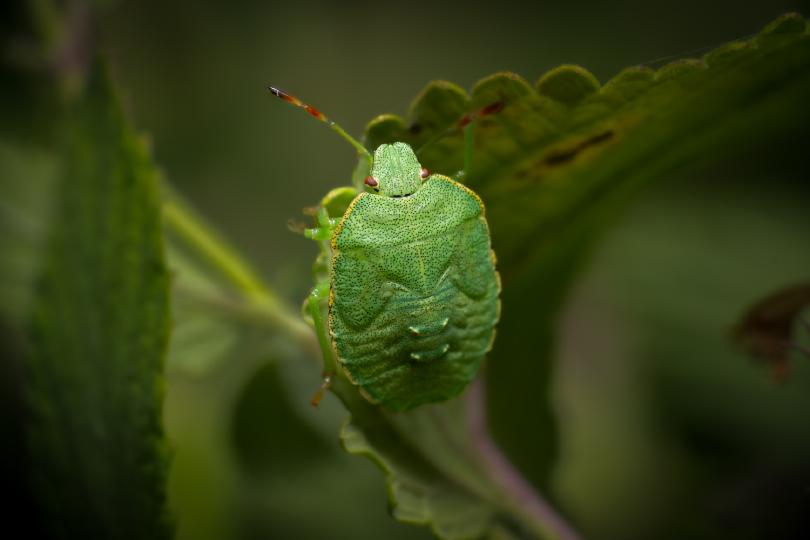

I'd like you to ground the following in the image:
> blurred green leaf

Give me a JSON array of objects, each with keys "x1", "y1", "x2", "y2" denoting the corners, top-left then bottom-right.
[
  {"x1": 161, "y1": 183, "x2": 313, "y2": 377},
  {"x1": 159, "y1": 183, "x2": 324, "y2": 540},
  {"x1": 0, "y1": 142, "x2": 58, "y2": 323},
  {"x1": 163, "y1": 228, "x2": 275, "y2": 377},
  {"x1": 26, "y1": 61, "x2": 172, "y2": 539},
  {"x1": 231, "y1": 362, "x2": 332, "y2": 472},
  {"x1": 358, "y1": 12, "x2": 810, "y2": 494}
]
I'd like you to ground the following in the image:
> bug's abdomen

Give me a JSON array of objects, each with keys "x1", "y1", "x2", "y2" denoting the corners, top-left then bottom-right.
[
  {"x1": 329, "y1": 176, "x2": 499, "y2": 411},
  {"x1": 331, "y1": 269, "x2": 499, "y2": 411}
]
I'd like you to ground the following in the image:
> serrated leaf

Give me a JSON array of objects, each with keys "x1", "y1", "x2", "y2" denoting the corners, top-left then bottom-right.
[
  {"x1": 364, "y1": 13, "x2": 809, "y2": 274},
  {"x1": 26, "y1": 62, "x2": 172, "y2": 539},
  {"x1": 345, "y1": 12, "x2": 810, "y2": 536},
  {"x1": 332, "y1": 374, "x2": 579, "y2": 540},
  {"x1": 335, "y1": 380, "x2": 501, "y2": 540},
  {"x1": 341, "y1": 416, "x2": 494, "y2": 539}
]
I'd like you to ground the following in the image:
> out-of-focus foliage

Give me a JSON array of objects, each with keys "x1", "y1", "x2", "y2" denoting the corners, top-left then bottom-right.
[{"x1": 25, "y1": 63, "x2": 172, "y2": 539}]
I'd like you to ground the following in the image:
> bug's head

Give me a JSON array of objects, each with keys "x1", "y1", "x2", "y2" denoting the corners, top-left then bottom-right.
[{"x1": 365, "y1": 142, "x2": 426, "y2": 197}]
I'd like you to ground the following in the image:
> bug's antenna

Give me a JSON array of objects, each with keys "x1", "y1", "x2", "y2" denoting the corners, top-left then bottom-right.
[
  {"x1": 415, "y1": 100, "x2": 504, "y2": 156},
  {"x1": 269, "y1": 86, "x2": 373, "y2": 169}
]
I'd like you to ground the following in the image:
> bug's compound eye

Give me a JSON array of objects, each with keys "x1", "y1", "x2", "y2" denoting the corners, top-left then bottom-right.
[
  {"x1": 364, "y1": 176, "x2": 379, "y2": 190},
  {"x1": 420, "y1": 168, "x2": 430, "y2": 180}
]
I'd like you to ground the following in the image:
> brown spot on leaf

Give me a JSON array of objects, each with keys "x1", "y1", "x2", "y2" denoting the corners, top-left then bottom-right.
[
  {"x1": 733, "y1": 282, "x2": 810, "y2": 381},
  {"x1": 457, "y1": 115, "x2": 473, "y2": 129},
  {"x1": 457, "y1": 100, "x2": 506, "y2": 130},
  {"x1": 481, "y1": 101, "x2": 504, "y2": 116}
]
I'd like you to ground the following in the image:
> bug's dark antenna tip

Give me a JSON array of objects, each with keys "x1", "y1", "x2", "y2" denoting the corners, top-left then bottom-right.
[{"x1": 266, "y1": 84, "x2": 373, "y2": 167}]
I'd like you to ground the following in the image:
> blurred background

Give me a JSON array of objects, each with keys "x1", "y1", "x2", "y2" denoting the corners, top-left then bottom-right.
[{"x1": 3, "y1": 1, "x2": 810, "y2": 539}]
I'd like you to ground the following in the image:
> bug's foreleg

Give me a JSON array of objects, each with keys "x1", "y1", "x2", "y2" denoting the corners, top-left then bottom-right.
[
  {"x1": 304, "y1": 206, "x2": 338, "y2": 265},
  {"x1": 304, "y1": 207, "x2": 336, "y2": 241},
  {"x1": 307, "y1": 280, "x2": 336, "y2": 407},
  {"x1": 463, "y1": 121, "x2": 475, "y2": 179},
  {"x1": 299, "y1": 204, "x2": 341, "y2": 406}
]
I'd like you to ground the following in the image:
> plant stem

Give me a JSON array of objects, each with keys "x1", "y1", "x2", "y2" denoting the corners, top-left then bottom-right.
[
  {"x1": 161, "y1": 185, "x2": 311, "y2": 342},
  {"x1": 171, "y1": 282, "x2": 293, "y2": 327},
  {"x1": 467, "y1": 378, "x2": 584, "y2": 540}
]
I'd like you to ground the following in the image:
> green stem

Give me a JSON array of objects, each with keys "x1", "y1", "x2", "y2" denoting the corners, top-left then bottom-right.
[
  {"x1": 161, "y1": 185, "x2": 311, "y2": 342},
  {"x1": 172, "y1": 282, "x2": 294, "y2": 328},
  {"x1": 467, "y1": 379, "x2": 583, "y2": 540}
]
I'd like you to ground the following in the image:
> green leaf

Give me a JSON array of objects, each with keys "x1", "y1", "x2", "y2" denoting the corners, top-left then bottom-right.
[
  {"x1": 26, "y1": 62, "x2": 173, "y2": 539},
  {"x1": 0, "y1": 142, "x2": 59, "y2": 324},
  {"x1": 335, "y1": 380, "x2": 513, "y2": 540},
  {"x1": 341, "y1": 11, "x2": 810, "y2": 536}
]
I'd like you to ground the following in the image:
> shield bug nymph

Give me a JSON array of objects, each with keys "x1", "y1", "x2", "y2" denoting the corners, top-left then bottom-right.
[{"x1": 270, "y1": 86, "x2": 500, "y2": 411}]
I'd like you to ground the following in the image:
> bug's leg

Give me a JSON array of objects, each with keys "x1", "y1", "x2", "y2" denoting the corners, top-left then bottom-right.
[
  {"x1": 301, "y1": 204, "x2": 337, "y2": 298},
  {"x1": 463, "y1": 121, "x2": 475, "y2": 179},
  {"x1": 453, "y1": 101, "x2": 504, "y2": 181},
  {"x1": 310, "y1": 373, "x2": 333, "y2": 408},
  {"x1": 304, "y1": 206, "x2": 336, "y2": 245},
  {"x1": 453, "y1": 121, "x2": 475, "y2": 182},
  {"x1": 304, "y1": 207, "x2": 338, "y2": 407},
  {"x1": 296, "y1": 200, "x2": 350, "y2": 406},
  {"x1": 306, "y1": 279, "x2": 337, "y2": 407}
]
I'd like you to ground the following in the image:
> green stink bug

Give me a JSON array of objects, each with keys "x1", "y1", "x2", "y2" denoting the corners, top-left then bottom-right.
[{"x1": 271, "y1": 86, "x2": 501, "y2": 411}]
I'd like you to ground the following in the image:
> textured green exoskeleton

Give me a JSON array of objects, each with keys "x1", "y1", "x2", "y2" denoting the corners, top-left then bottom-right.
[
  {"x1": 272, "y1": 87, "x2": 500, "y2": 411},
  {"x1": 331, "y1": 143, "x2": 500, "y2": 410}
]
